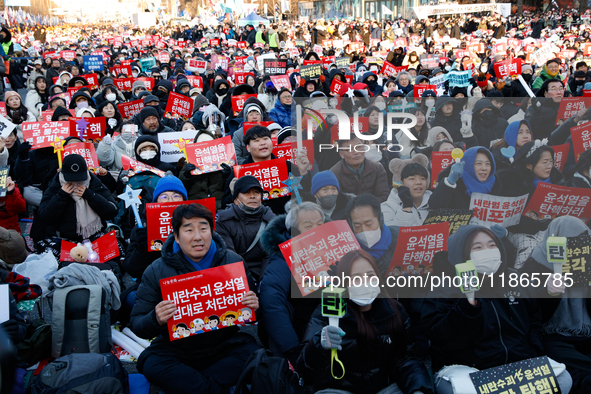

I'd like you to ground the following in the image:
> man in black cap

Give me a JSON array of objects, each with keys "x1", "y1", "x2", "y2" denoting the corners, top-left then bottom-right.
[
  {"x1": 138, "y1": 106, "x2": 175, "y2": 135},
  {"x1": 216, "y1": 176, "x2": 275, "y2": 282}
]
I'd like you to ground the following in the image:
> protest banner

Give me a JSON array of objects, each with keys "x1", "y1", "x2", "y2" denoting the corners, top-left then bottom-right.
[
  {"x1": 82, "y1": 55, "x2": 104, "y2": 72},
  {"x1": 263, "y1": 59, "x2": 287, "y2": 75},
  {"x1": 469, "y1": 193, "x2": 529, "y2": 228},
  {"x1": 380, "y1": 61, "x2": 398, "y2": 78},
  {"x1": 69, "y1": 117, "x2": 106, "y2": 141},
  {"x1": 22, "y1": 121, "x2": 70, "y2": 149},
  {"x1": 158, "y1": 130, "x2": 199, "y2": 163},
  {"x1": 81, "y1": 73, "x2": 99, "y2": 90},
  {"x1": 187, "y1": 59, "x2": 207, "y2": 73},
  {"x1": 329, "y1": 78, "x2": 343, "y2": 96},
  {"x1": 322, "y1": 56, "x2": 336, "y2": 70},
  {"x1": 136, "y1": 77, "x2": 155, "y2": 91},
  {"x1": 113, "y1": 78, "x2": 133, "y2": 92},
  {"x1": 231, "y1": 94, "x2": 257, "y2": 117},
  {"x1": 185, "y1": 75, "x2": 203, "y2": 89},
  {"x1": 121, "y1": 154, "x2": 166, "y2": 177},
  {"x1": 0, "y1": 166, "x2": 8, "y2": 197},
  {"x1": 117, "y1": 99, "x2": 144, "y2": 122},
  {"x1": 62, "y1": 142, "x2": 100, "y2": 170},
  {"x1": 414, "y1": 84, "x2": 437, "y2": 98},
  {"x1": 419, "y1": 54, "x2": 440, "y2": 69},
  {"x1": 209, "y1": 38, "x2": 220, "y2": 46},
  {"x1": 60, "y1": 231, "x2": 120, "y2": 264},
  {"x1": 40, "y1": 109, "x2": 75, "y2": 122},
  {"x1": 279, "y1": 220, "x2": 360, "y2": 296},
  {"x1": 386, "y1": 223, "x2": 449, "y2": 277},
  {"x1": 470, "y1": 356, "x2": 560, "y2": 394},
  {"x1": 113, "y1": 64, "x2": 131, "y2": 76},
  {"x1": 273, "y1": 140, "x2": 315, "y2": 171},
  {"x1": 300, "y1": 64, "x2": 322, "y2": 79},
  {"x1": 210, "y1": 54, "x2": 229, "y2": 71},
  {"x1": 140, "y1": 57, "x2": 156, "y2": 72},
  {"x1": 562, "y1": 233, "x2": 591, "y2": 287},
  {"x1": 555, "y1": 98, "x2": 591, "y2": 125},
  {"x1": 430, "y1": 151, "x2": 455, "y2": 188},
  {"x1": 234, "y1": 158, "x2": 290, "y2": 200},
  {"x1": 570, "y1": 121, "x2": 591, "y2": 160},
  {"x1": 270, "y1": 75, "x2": 291, "y2": 90},
  {"x1": 445, "y1": 70, "x2": 472, "y2": 87},
  {"x1": 553, "y1": 143, "x2": 569, "y2": 171},
  {"x1": 494, "y1": 59, "x2": 522, "y2": 79},
  {"x1": 158, "y1": 52, "x2": 170, "y2": 63},
  {"x1": 146, "y1": 197, "x2": 216, "y2": 251},
  {"x1": 531, "y1": 45, "x2": 559, "y2": 66},
  {"x1": 523, "y1": 183, "x2": 591, "y2": 221},
  {"x1": 303, "y1": 60, "x2": 321, "y2": 66},
  {"x1": 423, "y1": 209, "x2": 474, "y2": 234},
  {"x1": 335, "y1": 57, "x2": 350, "y2": 68},
  {"x1": 160, "y1": 262, "x2": 254, "y2": 341},
  {"x1": 164, "y1": 92, "x2": 194, "y2": 121},
  {"x1": 185, "y1": 136, "x2": 237, "y2": 174},
  {"x1": 467, "y1": 42, "x2": 485, "y2": 54},
  {"x1": 0, "y1": 115, "x2": 16, "y2": 139}
]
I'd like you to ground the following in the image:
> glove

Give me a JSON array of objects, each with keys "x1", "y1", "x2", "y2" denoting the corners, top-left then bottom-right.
[
  {"x1": 135, "y1": 226, "x2": 148, "y2": 251},
  {"x1": 490, "y1": 224, "x2": 508, "y2": 239},
  {"x1": 547, "y1": 277, "x2": 566, "y2": 296},
  {"x1": 446, "y1": 161, "x2": 464, "y2": 186},
  {"x1": 102, "y1": 134, "x2": 112, "y2": 145},
  {"x1": 460, "y1": 126, "x2": 474, "y2": 138},
  {"x1": 18, "y1": 141, "x2": 31, "y2": 160},
  {"x1": 320, "y1": 325, "x2": 345, "y2": 351},
  {"x1": 184, "y1": 163, "x2": 197, "y2": 177},
  {"x1": 397, "y1": 186, "x2": 414, "y2": 209},
  {"x1": 108, "y1": 118, "x2": 118, "y2": 128},
  {"x1": 538, "y1": 218, "x2": 552, "y2": 231},
  {"x1": 221, "y1": 163, "x2": 232, "y2": 176},
  {"x1": 504, "y1": 76, "x2": 512, "y2": 87},
  {"x1": 1, "y1": 319, "x2": 19, "y2": 342}
]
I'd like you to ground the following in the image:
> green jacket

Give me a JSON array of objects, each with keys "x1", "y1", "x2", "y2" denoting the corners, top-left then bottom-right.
[
  {"x1": 532, "y1": 64, "x2": 569, "y2": 91},
  {"x1": 255, "y1": 30, "x2": 266, "y2": 44}
]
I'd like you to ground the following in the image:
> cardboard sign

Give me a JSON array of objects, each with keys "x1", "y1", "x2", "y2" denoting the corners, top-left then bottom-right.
[
  {"x1": 553, "y1": 143, "x2": 569, "y2": 171},
  {"x1": 186, "y1": 75, "x2": 203, "y2": 89},
  {"x1": 0, "y1": 115, "x2": 16, "y2": 139},
  {"x1": 414, "y1": 84, "x2": 437, "y2": 98},
  {"x1": 62, "y1": 142, "x2": 100, "y2": 170},
  {"x1": 430, "y1": 151, "x2": 456, "y2": 188},
  {"x1": 470, "y1": 193, "x2": 529, "y2": 228},
  {"x1": 270, "y1": 75, "x2": 291, "y2": 90},
  {"x1": 273, "y1": 140, "x2": 315, "y2": 171},
  {"x1": 158, "y1": 130, "x2": 199, "y2": 163},
  {"x1": 160, "y1": 262, "x2": 254, "y2": 341},
  {"x1": 60, "y1": 231, "x2": 120, "y2": 263},
  {"x1": 81, "y1": 73, "x2": 99, "y2": 90},
  {"x1": 69, "y1": 117, "x2": 106, "y2": 141},
  {"x1": 531, "y1": 45, "x2": 559, "y2": 66},
  {"x1": 470, "y1": 357, "x2": 560, "y2": 394},
  {"x1": 231, "y1": 94, "x2": 257, "y2": 117},
  {"x1": 386, "y1": 223, "x2": 449, "y2": 277},
  {"x1": 113, "y1": 64, "x2": 132, "y2": 76},
  {"x1": 113, "y1": 78, "x2": 133, "y2": 92},
  {"x1": 279, "y1": 220, "x2": 360, "y2": 296},
  {"x1": 0, "y1": 166, "x2": 8, "y2": 198},
  {"x1": 423, "y1": 208, "x2": 474, "y2": 234},
  {"x1": 121, "y1": 154, "x2": 165, "y2": 177},
  {"x1": 234, "y1": 158, "x2": 290, "y2": 200},
  {"x1": 524, "y1": 183, "x2": 591, "y2": 221},
  {"x1": 185, "y1": 136, "x2": 237, "y2": 174},
  {"x1": 82, "y1": 55, "x2": 104, "y2": 72},
  {"x1": 300, "y1": 64, "x2": 322, "y2": 79},
  {"x1": 494, "y1": 59, "x2": 522, "y2": 79},
  {"x1": 570, "y1": 121, "x2": 591, "y2": 160},
  {"x1": 117, "y1": 99, "x2": 145, "y2": 122},
  {"x1": 22, "y1": 121, "x2": 70, "y2": 149},
  {"x1": 136, "y1": 77, "x2": 155, "y2": 91},
  {"x1": 146, "y1": 198, "x2": 216, "y2": 250},
  {"x1": 555, "y1": 98, "x2": 591, "y2": 125},
  {"x1": 264, "y1": 59, "x2": 287, "y2": 75},
  {"x1": 164, "y1": 92, "x2": 194, "y2": 122}
]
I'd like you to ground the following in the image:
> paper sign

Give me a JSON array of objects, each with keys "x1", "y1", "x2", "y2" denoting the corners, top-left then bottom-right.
[
  {"x1": 279, "y1": 220, "x2": 360, "y2": 296},
  {"x1": 82, "y1": 55, "x2": 104, "y2": 72},
  {"x1": 146, "y1": 198, "x2": 216, "y2": 250},
  {"x1": 386, "y1": 223, "x2": 449, "y2": 277},
  {"x1": 41, "y1": 109, "x2": 76, "y2": 122},
  {"x1": 470, "y1": 193, "x2": 529, "y2": 228},
  {"x1": 233, "y1": 158, "x2": 290, "y2": 200},
  {"x1": 60, "y1": 231, "x2": 120, "y2": 263},
  {"x1": 118, "y1": 99, "x2": 145, "y2": 122},
  {"x1": 562, "y1": 234, "x2": 591, "y2": 287},
  {"x1": 335, "y1": 57, "x2": 350, "y2": 68},
  {"x1": 187, "y1": 59, "x2": 207, "y2": 73},
  {"x1": 445, "y1": 70, "x2": 472, "y2": 87},
  {"x1": 494, "y1": 59, "x2": 522, "y2": 79},
  {"x1": 273, "y1": 140, "x2": 315, "y2": 171},
  {"x1": 0, "y1": 166, "x2": 8, "y2": 197},
  {"x1": 158, "y1": 52, "x2": 170, "y2": 63},
  {"x1": 113, "y1": 77, "x2": 133, "y2": 92},
  {"x1": 231, "y1": 94, "x2": 257, "y2": 117},
  {"x1": 185, "y1": 136, "x2": 237, "y2": 174},
  {"x1": 300, "y1": 64, "x2": 322, "y2": 79},
  {"x1": 140, "y1": 57, "x2": 157, "y2": 72},
  {"x1": 423, "y1": 208, "x2": 474, "y2": 234},
  {"x1": 160, "y1": 262, "x2": 254, "y2": 341},
  {"x1": 186, "y1": 75, "x2": 203, "y2": 89},
  {"x1": 380, "y1": 61, "x2": 398, "y2": 78},
  {"x1": 163, "y1": 92, "x2": 194, "y2": 121},
  {"x1": 69, "y1": 117, "x2": 106, "y2": 141},
  {"x1": 242, "y1": 121, "x2": 274, "y2": 134},
  {"x1": 419, "y1": 54, "x2": 440, "y2": 69},
  {"x1": 62, "y1": 142, "x2": 100, "y2": 170},
  {"x1": 430, "y1": 151, "x2": 456, "y2": 188},
  {"x1": 553, "y1": 143, "x2": 569, "y2": 171},
  {"x1": 455, "y1": 261, "x2": 480, "y2": 293},
  {"x1": 136, "y1": 77, "x2": 155, "y2": 91},
  {"x1": 531, "y1": 45, "x2": 558, "y2": 66},
  {"x1": 270, "y1": 75, "x2": 291, "y2": 90},
  {"x1": 556, "y1": 98, "x2": 591, "y2": 125},
  {"x1": 570, "y1": 121, "x2": 591, "y2": 160},
  {"x1": 158, "y1": 130, "x2": 199, "y2": 163},
  {"x1": 414, "y1": 84, "x2": 437, "y2": 98},
  {"x1": 523, "y1": 183, "x2": 591, "y2": 221},
  {"x1": 210, "y1": 54, "x2": 229, "y2": 71},
  {"x1": 264, "y1": 59, "x2": 287, "y2": 75},
  {"x1": 113, "y1": 64, "x2": 132, "y2": 77},
  {"x1": 81, "y1": 73, "x2": 99, "y2": 90},
  {"x1": 121, "y1": 154, "x2": 165, "y2": 177},
  {"x1": 22, "y1": 121, "x2": 70, "y2": 149},
  {"x1": 0, "y1": 115, "x2": 16, "y2": 139}
]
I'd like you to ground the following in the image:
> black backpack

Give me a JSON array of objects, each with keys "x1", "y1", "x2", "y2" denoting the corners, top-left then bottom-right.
[
  {"x1": 28, "y1": 353, "x2": 128, "y2": 394},
  {"x1": 235, "y1": 349, "x2": 307, "y2": 394}
]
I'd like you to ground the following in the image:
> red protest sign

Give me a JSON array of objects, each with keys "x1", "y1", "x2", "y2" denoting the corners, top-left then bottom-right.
[
  {"x1": 467, "y1": 42, "x2": 485, "y2": 54},
  {"x1": 210, "y1": 39, "x2": 220, "y2": 46},
  {"x1": 69, "y1": 117, "x2": 106, "y2": 141},
  {"x1": 570, "y1": 122, "x2": 591, "y2": 161},
  {"x1": 386, "y1": 222, "x2": 449, "y2": 277},
  {"x1": 553, "y1": 143, "x2": 569, "y2": 171},
  {"x1": 22, "y1": 121, "x2": 70, "y2": 149},
  {"x1": 279, "y1": 220, "x2": 360, "y2": 296},
  {"x1": 507, "y1": 38, "x2": 522, "y2": 49},
  {"x1": 136, "y1": 77, "x2": 155, "y2": 91},
  {"x1": 146, "y1": 198, "x2": 216, "y2": 250},
  {"x1": 185, "y1": 136, "x2": 237, "y2": 174},
  {"x1": 234, "y1": 158, "x2": 290, "y2": 199},
  {"x1": 270, "y1": 75, "x2": 291, "y2": 90},
  {"x1": 330, "y1": 78, "x2": 343, "y2": 96},
  {"x1": 40, "y1": 109, "x2": 75, "y2": 122},
  {"x1": 186, "y1": 75, "x2": 203, "y2": 89},
  {"x1": 242, "y1": 121, "x2": 274, "y2": 134},
  {"x1": 158, "y1": 52, "x2": 170, "y2": 63},
  {"x1": 62, "y1": 142, "x2": 100, "y2": 170},
  {"x1": 210, "y1": 55, "x2": 229, "y2": 71},
  {"x1": 523, "y1": 183, "x2": 591, "y2": 220},
  {"x1": 393, "y1": 37, "x2": 407, "y2": 48},
  {"x1": 81, "y1": 73, "x2": 99, "y2": 90},
  {"x1": 113, "y1": 77, "x2": 133, "y2": 92},
  {"x1": 556, "y1": 98, "x2": 591, "y2": 125},
  {"x1": 380, "y1": 61, "x2": 397, "y2": 78},
  {"x1": 493, "y1": 42, "x2": 507, "y2": 54},
  {"x1": 43, "y1": 51, "x2": 58, "y2": 59},
  {"x1": 494, "y1": 59, "x2": 522, "y2": 79},
  {"x1": 237, "y1": 41, "x2": 247, "y2": 49},
  {"x1": 0, "y1": 102, "x2": 6, "y2": 117},
  {"x1": 455, "y1": 50, "x2": 470, "y2": 59},
  {"x1": 303, "y1": 60, "x2": 321, "y2": 66},
  {"x1": 60, "y1": 50, "x2": 76, "y2": 61},
  {"x1": 160, "y1": 262, "x2": 254, "y2": 341},
  {"x1": 322, "y1": 56, "x2": 336, "y2": 70},
  {"x1": 414, "y1": 85, "x2": 437, "y2": 98},
  {"x1": 273, "y1": 140, "x2": 315, "y2": 171},
  {"x1": 431, "y1": 151, "x2": 456, "y2": 188},
  {"x1": 117, "y1": 99, "x2": 144, "y2": 122},
  {"x1": 164, "y1": 92, "x2": 194, "y2": 121},
  {"x1": 60, "y1": 231, "x2": 120, "y2": 263},
  {"x1": 235, "y1": 72, "x2": 254, "y2": 85},
  {"x1": 121, "y1": 154, "x2": 165, "y2": 177},
  {"x1": 113, "y1": 64, "x2": 131, "y2": 76},
  {"x1": 231, "y1": 94, "x2": 257, "y2": 117}
]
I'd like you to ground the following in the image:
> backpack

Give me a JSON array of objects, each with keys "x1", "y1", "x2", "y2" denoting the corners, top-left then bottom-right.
[
  {"x1": 49, "y1": 285, "x2": 112, "y2": 359},
  {"x1": 28, "y1": 353, "x2": 128, "y2": 394},
  {"x1": 235, "y1": 349, "x2": 307, "y2": 394}
]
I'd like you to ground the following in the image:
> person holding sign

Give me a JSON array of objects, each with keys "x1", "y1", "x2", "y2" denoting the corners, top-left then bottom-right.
[
  {"x1": 130, "y1": 203, "x2": 260, "y2": 393},
  {"x1": 97, "y1": 125, "x2": 138, "y2": 172},
  {"x1": 37, "y1": 154, "x2": 118, "y2": 242},
  {"x1": 297, "y1": 250, "x2": 434, "y2": 394},
  {"x1": 231, "y1": 99, "x2": 272, "y2": 165},
  {"x1": 421, "y1": 224, "x2": 573, "y2": 394},
  {"x1": 269, "y1": 88, "x2": 293, "y2": 128}
]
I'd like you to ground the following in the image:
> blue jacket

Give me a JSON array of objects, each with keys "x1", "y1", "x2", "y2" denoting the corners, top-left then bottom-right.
[{"x1": 269, "y1": 98, "x2": 292, "y2": 127}]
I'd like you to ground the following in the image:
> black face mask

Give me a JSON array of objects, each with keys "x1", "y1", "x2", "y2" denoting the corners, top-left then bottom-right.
[
  {"x1": 576, "y1": 80, "x2": 586, "y2": 86},
  {"x1": 479, "y1": 110, "x2": 496, "y2": 122},
  {"x1": 367, "y1": 79, "x2": 376, "y2": 86},
  {"x1": 521, "y1": 73, "x2": 532, "y2": 82},
  {"x1": 154, "y1": 89, "x2": 166, "y2": 98},
  {"x1": 217, "y1": 87, "x2": 228, "y2": 96}
]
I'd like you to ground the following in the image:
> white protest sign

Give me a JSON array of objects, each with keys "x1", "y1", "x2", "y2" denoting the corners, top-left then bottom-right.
[
  {"x1": 0, "y1": 115, "x2": 16, "y2": 139},
  {"x1": 469, "y1": 193, "x2": 529, "y2": 228},
  {"x1": 531, "y1": 45, "x2": 559, "y2": 66},
  {"x1": 257, "y1": 53, "x2": 277, "y2": 71},
  {"x1": 158, "y1": 130, "x2": 199, "y2": 163}
]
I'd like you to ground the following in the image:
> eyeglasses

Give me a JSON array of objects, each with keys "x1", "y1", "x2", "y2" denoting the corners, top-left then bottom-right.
[
  {"x1": 547, "y1": 87, "x2": 564, "y2": 92},
  {"x1": 540, "y1": 160, "x2": 555, "y2": 167},
  {"x1": 157, "y1": 193, "x2": 184, "y2": 202}
]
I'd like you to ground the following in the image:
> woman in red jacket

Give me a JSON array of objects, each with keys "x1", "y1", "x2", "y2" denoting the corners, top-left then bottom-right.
[{"x1": 0, "y1": 176, "x2": 26, "y2": 233}]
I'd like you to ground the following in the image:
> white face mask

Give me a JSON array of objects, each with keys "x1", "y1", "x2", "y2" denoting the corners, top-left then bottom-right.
[
  {"x1": 357, "y1": 228, "x2": 382, "y2": 248},
  {"x1": 161, "y1": 71, "x2": 168, "y2": 79},
  {"x1": 375, "y1": 102, "x2": 386, "y2": 110},
  {"x1": 139, "y1": 150, "x2": 157, "y2": 160},
  {"x1": 470, "y1": 248, "x2": 502, "y2": 275},
  {"x1": 106, "y1": 93, "x2": 116, "y2": 102},
  {"x1": 121, "y1": 131, "x2": 134, "y2": 142},
  {"x1": 348, "y1": 283, "x2": 380, "y2": 306},
  {"x1": 132, "y1": 72, "x2": 138, "y2": 78},
  {"x1": 445, "y1": 65, "x2": 451, "y2": 72},
  {"x1": 425, "y1": 99, "x2": 435, "y2": 107}
]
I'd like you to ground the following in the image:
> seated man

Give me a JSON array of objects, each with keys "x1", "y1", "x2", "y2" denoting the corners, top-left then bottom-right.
[{"x1": 130, "y1": 203, "x2": 260, "y2": 393}]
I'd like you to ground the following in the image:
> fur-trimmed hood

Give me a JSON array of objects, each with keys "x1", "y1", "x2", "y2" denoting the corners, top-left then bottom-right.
[{"x1": 260, "y1": 214, "x2": 289, "y2": 256}]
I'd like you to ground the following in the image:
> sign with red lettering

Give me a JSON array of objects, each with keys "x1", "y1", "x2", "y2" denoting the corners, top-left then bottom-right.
[
  {"x1": 570, "y1": 122, "x2": 591, "y2": 161},
  {"x1": 234, "y1": 158, "x2": 290, "y2": 200},
  {"x1": 68, "y1": 117, "x2": 106, "y2": 141},
  {"x1": 231, "y1": 94, "x2": 257, "y2": 117},
  {"x1": 270, "y1": 75, "x2": 291, "y2": 90},
  {"x1": 60, "y1": 231, "x2": 120, "y2": 263},
  {"x1": 160, "y1": 262, "x2": 254, "y2": 341},
  {"x1": 470, "y1": 193, "x2": 529, "y2": 228},
  {"x1": 210, "y1": 55, "x2": 229, "y2": 71},
  {"x1": 146, "y1": 197, "x2": 216, "y2": 251},
  {"x1": 121, "y1": 154, "x2": 165, "y2": 177},
  {"x1": 273, "y1": 140, "x2": 315, "y2": 171},
  {"x1": 62, "y1": 142, "x2": 100, "y2": 170},
  {"x1": 118, "y1": 99, "x2": 145, "y2": 122},
  {"x1": 185, "y1": 136, "x2": 237, "y2": 174},
  {"x1": 22, "y1": 121, "x2": 70, "y2": 149},
  {"x1": 113, "y1": 64, "x2": 131, "y2": 76},
  {"x1": 164, "y1": 92, "x2": 194, "y2": 121},
  {"x1": 187, "y1": 59, "x2": 207, "y2": 73},
  {"x1": 494, "y1": 59, "x2": 522, "y2": 79},
  {"x1": 60, "y1": 50, "x2": 76, "y2": 61},
  {"x1": 431, "y1": 151, "x2": 455, "y2": 188},
  {"x1": 279, "y1": 220, "x2": 360, "y2": 296},
  {"x1": 113, "y1": 77, "x2": 133, "y2": 92},
  {"x1": 523, "y1": 183, "x2": 591, "y2": 221},
  {"x1": 386, "y1": 223, "x2": 449, "y2": 277},
  {"x1": 553, "y1": 143, "x2": 569, "y2": 171},
  {"x1": 380, "y1": 61, "x2": 397, "y2": 78},
  {"x1": 158, "y1": 52, "x2": 170, "y2": 63}
]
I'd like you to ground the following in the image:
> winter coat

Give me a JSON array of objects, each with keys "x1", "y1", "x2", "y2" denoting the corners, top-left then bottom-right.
[
  {"x1": 14, "y1": 147, "x2": 58, "y2": 190},
  {"x1": 382, "y1": 189, "x2": 431, "y2": 227},
  {"x1": 0, "y1": 186, "x2": 26, "y2": 233},
  {"x1": 471, "y1": 99, "x2": 509, "y2": 149},
  {"x1": 329, "y1": 158, "x2": 390, "y2": 202},
  {"x1": 26, "y1": 69, "x2": 46, "y2": 91},
  {"x1": 178, "y1": 163, "x2": 225, "y2": 209},
  {"x1": 268, "y1": 98, "x2": 292, "y2": 127},
  {"x1": 362, "y1": 71, "x2": 383, "y2": 97},
  {"x1": 24, "y1": 89, "x2": 44, "y2": 119},
  {"x1": 429, "y1": 97, "x2": 464, "y2": 143},
  {"x1": 123, "y1": 225, "x2": 160, "y2": 280},
  {"x1": 531, "y1": 19, "x2": 545, "y2": 39},
  {"x1": 525, "y1": 98, "x2": 560, "y2": 140},
  {"x1": 531, "y1": 65, "x2": 567, "y2": 91},
  {"x1": 37, "y1": 172, "x2": 118, "y2": 242},
  {"x1": 215, "y1": 204, "x2": 275, "y2": 281},
  {"x1": 96, "y1": 135, "x2": 137, "y2": 172}
]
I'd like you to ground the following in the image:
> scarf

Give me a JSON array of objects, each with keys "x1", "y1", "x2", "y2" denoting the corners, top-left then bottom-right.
[
  {"x1": 461, "y1": 147, "x2": 496, "y2": 196},
  {"x1": 59, "y1": 172, "x2": 103, "y2": 239},
  {"x1": 359, "y1": 225, "x2": 392, "y2": 260},
  {"x1": 532, "y1": 176, "x2": 550, "y2": 188},
  {"x1": 173, "y1": 238, "x2": 217, "y2": 271}
]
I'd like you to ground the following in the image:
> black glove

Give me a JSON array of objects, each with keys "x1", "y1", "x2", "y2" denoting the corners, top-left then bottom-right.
[
  {"x1": 135, "y1": 227, "x2": 148, "y2": 252},
  {"x1": 184, "y1": 163, "x2": 197, "y2": 178},
  {"x1": 538, "y1": 219, "x2": 552, "y2": 232},
  {"x1": 397, "y1": 186, "x2": 414, "y2": 209},
  {"x1": 221, "y1": 163, "x2": 232, "y2": 176},
  {"x1": 1, "y1": 319, "x2": 19, "y2": 342},
  {"x1": 18, "y1": 141, "x2": 31, "y2": 160}
]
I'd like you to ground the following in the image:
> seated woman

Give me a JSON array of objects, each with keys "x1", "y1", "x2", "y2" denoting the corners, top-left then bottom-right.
[
  {"x1": 297, "y1": 250, "x2": 434, "y2": 394},
  {"x1": 421, "y1": 225, "x2": 573, "y2": 394},
  {"x1": 566, "y1": 149, "x2": 591, "y2": 188},
  {"x1": 4, "y1": 91, "x2": 35, "y2": 141},
  {"x1": 491, "y1": 120, "x2": 533, "y2": 170}
]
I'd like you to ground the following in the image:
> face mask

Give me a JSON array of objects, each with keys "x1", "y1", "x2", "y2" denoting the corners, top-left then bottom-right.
[
  {"x1": 161, "y1": 71, "x2": 168, "y2": 79},
  {"x1": 425, "y1": 99, "x2": 435, "y2": 107},
  {"x1": 367, "y1": 79, "x2": 376, "y2": 86},
  {"x1": 470, "y1": 247, "x2": 502, "y2": 275},
  {"x1": 316, "y1": 194, "x2": 338, "y2": 210},
  {"x1": 445, "y1": 65, "x2": 451, "y2": 72},
  {"x1": 106, "y1": 93, "x2": 116, "y2": 102},
  {"x1": 521, "y1": 73, "x2": 532, "y2": 82},
  {"x1": 154, "y1": 89, "x2": 166, "y2": 98},
  {"x1": 77, "y1": 101, "x2": 89, "y2": 109},
  {"x1": 348, "y1": 283, "x2": 380, "y2": 306},
  {"x1": 357, "y1": 228, "x2": 382, "y2": 248},
  {"x1": 479, "y1": 110, "x2": 495, "y2": 122},
  {"x1": 140, "y1": 150, "x2": 157, "y2": 160},
  {"x1": 365, "y1": 144, "x2": 383, "y2": 163},
  {"x1": 375, "y1": 102, "x2": 386, "y2": 110},
  {"x1": 238, "y1": 199, "x2": 263, "y2": 215},
  {"x1": 132, "y1": 72, "x2": 138, "y2": 78},
  {"x1": 121, "y1": 131, "x2": 133, "y2": 142},
  {"x1": 576, "y1": 80, "x2": 585, "y2": 86},
  {"x1": 108, "y1": 118, "x2": 117, "y2": 128},
  {"x1": 218, "y1": 87, "x2": 228, "y2": 95}
]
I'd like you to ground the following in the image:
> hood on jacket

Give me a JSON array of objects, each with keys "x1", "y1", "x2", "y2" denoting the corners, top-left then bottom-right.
[
  {"x1": 361, "y1": 71, "x2": 377, "y2": 85},
  {"x1": 214, "y1": 78, "x2": 230, "y2": 95},
  {"x1": 472, "y1": 99, "x2": 501, "y2": 122},
  {"x1": 426, "y1": 126, "x2": 453, "y2": 146},
  {"x1": 433, "y1": 96, "x2": 459, "y2": 116},
  {"x1": 134, "y1": 135, "x2": 162, "y2": 166},
  {"x1": 414, "y1": 75, "x2": 430, "y2": 85},
  {"x1": 201, "y1": 104, "x2": 226, "y2": 128},
  {"x1": 233, "y1": 84, "x2": 256, "y2": 96},
  {"x1": 504, "y1": 119, "x2": 532, "y2": 149},
  {"x1": 328, "y1": 69, "x2": 345, "y2": 85},
  {"x1": 447, "y1": 224, "x2": 507, "y2": 267},
  {"x1": 238, "y1": 96, "x2": 269, "y2": 119},
  {"x1": 51, "y1": 106, "x2": 73, "y2": 121},
  {"x1": 0, "y1": 27, "x2": 11, "y2": 44},
  {"x1": 260, "y1": 214, "x2": 289, "y2": 257}
]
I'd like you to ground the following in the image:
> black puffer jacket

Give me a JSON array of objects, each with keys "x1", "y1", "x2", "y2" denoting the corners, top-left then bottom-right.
[
  {"x1": 471, "y1": 99, "x2": 509, "y2": 149},
  {"x1": 14, "y1": 146, "x2": 58, "y2": 190},
  {"x1": 429, "y1": 96, "x2": 464, "y2": 143},
  {"x1": 297, "y1": 298, "x2": 434, "y2": 394},
  {"x1": 525, "y1": 98, "x2": 560, "y2": 140}
]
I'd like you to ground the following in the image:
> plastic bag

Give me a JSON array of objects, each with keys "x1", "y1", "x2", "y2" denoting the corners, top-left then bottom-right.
[{"x1": 12, "y1": 252, "x2": 59, "y2": 295}]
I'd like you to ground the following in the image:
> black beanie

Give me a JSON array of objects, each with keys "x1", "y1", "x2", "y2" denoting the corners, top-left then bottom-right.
[{"x1": 140, "y1": 106, "x2": 159, "y2": 123}]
